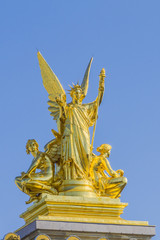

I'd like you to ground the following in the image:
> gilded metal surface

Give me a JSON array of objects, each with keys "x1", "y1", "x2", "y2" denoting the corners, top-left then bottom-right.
[
  {"x1": 66, "y1": 237, "x2": 80, "y2": 240},
  {"x1": 15, "y1": 53, "x2": 127, "y2": 203},
  {"x1": 35, "y1": 234, "x2": 51, "y2": 240},
  {"x1": 15, "y1": 139, "x2": 58, "y2": 204},
  {"x1": 4, "y1": 233, "x2": 20, "y2": 240},
  {"x1": 98, "y1": 239, "x2": 108, "y2": 240},
  {"x1": 90, "y1": 144, "x2": 127, "y2": 198},
  {"x1": 19, "y1": 194, "x2": 149, "y2": 226}
]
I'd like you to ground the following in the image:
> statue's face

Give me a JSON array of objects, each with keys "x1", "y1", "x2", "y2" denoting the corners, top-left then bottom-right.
[
  {"x1": 28, "y1": 141, "x2": 38, "y2": 152},
  {"x1": 97, "y1": 146, "x2": 111, "y2": 157},
  {"x1": 72, "y1": 88, "x2": 83, "y2": 103},
  {"x1": 101, "y1": 149, "x2": 110, "y2": 157},
  {"x1": 107, "y1": 149, "x2": 111, "y2": 157}
]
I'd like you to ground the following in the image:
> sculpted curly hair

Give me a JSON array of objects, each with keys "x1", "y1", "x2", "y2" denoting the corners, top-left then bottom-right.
[
  {"x1": 96, "y1": 144, "x2": 112, "y2": 154},
  {"x1": 26, "y1": 139, "x2": 39, "y2": 154},
  {"x1": 68, "y1": 84, "x2": 84, "y2": 101}
]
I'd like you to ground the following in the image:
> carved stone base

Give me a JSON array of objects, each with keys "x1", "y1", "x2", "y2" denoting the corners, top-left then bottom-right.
[
  {"x1": 14, "y1": 194, "x2": 156, "y2": 240},
  {"x1": 20, "y1": 194, "x2": 148, "y2": 226}
]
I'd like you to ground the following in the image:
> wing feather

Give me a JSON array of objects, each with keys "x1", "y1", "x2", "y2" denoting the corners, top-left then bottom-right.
[
  {"x1": 81, "y1": 57, "x2": 93, "y2": 97},
  {"x1": 48, "y1": 100, "x2": 58, "y2": 106},
  {"x1": 44, "y1": 138, "x2": 61, "y2": 163},
  {"x1": 48, "y1": 103, "x2": 59, "y2": 120},
  {"x1": 37, "y1": 51, "x2": 66, "y2": 101}
]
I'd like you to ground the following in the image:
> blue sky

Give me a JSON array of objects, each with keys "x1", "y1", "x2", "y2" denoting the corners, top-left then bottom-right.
[{"x1": 0, "y1": 1, "x2": 160, "y2": 239}]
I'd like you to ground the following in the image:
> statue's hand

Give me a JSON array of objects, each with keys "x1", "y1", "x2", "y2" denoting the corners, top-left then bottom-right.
[
  {"x1": 99, "y1": 79, "x2": 105, "y2": 91},
  {"x1": 99, "y1": 68, "x2": 105, "y2": 91},
  {"x1": 56, "y1": 94, "x2": 66, "y2": 107},
  {"x1": 116, "y1": 169, "x2": 124, "y2": 177},
  {"x1": 112, "y1": 171, "x2": 119, "y2": 178}
]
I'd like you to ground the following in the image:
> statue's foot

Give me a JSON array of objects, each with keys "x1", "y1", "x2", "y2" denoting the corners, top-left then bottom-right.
[
  {"x1": 34, "y1": 193, "x2": 42, "y2": 203},
  {"x1": 25, "y1": 196, "x2": 36, "y2": 204},
  {"x1": 50, "y1": 187, "x2": 58, "y2": 195},
  {"x1": 25, "y1": 193, "x2": 41, "y2": 204},
  {"x1": 53, "y1": 179, "x2": 62, "y2": 187}
]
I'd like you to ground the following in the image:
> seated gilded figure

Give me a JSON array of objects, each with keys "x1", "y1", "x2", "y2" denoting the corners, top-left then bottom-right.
[
  {"x1": 15, "y1": 139, "x2": 58, "y2": 204},
  {"x1": 90, "y1": 144, "x2": 127, "y2": 198}
]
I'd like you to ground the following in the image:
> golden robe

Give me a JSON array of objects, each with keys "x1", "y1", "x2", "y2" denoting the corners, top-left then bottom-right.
[{"x1": 49, "y1": 100, "x2": 97, "y2": 179}]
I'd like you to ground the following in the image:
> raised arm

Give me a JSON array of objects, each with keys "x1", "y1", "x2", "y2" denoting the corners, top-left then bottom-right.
[
  {"x1": 97, "y1": 68, "x2": 105, "y2": 106},
  {"x1": 90, "y1": 69, "x2": 106, "y2": 150},
  {"x1": 55, "y1": 94, "x2": 66, "y2": 122}
]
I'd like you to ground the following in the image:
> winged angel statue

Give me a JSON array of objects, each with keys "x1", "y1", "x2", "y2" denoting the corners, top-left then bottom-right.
[
  {"x1": 15, "y1": 52, "x2": 127, "y2": 203},
  {"x1": 37, "y1": 52, "x2": 105, "y2": 180}
]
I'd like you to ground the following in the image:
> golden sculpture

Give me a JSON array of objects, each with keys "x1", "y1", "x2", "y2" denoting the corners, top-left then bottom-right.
[
  {"x1": 15, "y1": 52, "x2": 127, "y2": 202},
  {"x1": 15, "y1": 139, "x2": 58, "y2": 204},
  {"x1": 35, "y1": 234, "x2": 51, "y2": 240},
  {"x1": 4, "y1": 233, "x2": 20, "y2": 240},
  {"x1": 90, "y1": 144, "x2": 127, "y2": 198},
  {"x1": 66, "y1": 237, "x2": 80, "y2": 240}
]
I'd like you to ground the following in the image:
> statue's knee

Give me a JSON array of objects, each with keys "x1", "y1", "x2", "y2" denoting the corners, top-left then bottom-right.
[
  {"x1": 15, "y1": 176, "x2": 20, "y2": 183},
  {"x1": 122, "y1": 177, "x2": 127, "y2": 185}
]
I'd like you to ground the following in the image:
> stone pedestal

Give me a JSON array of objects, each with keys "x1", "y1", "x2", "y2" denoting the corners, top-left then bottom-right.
[
  {"x1": 13, "y1": 194, "x2": 155, "y2": 240},
  {"x1": 15, "y1": 220, "x2": 155, "y2": 240},
  {"x1": 20, "y1": 194, "x2": 131, "y2": 225}
]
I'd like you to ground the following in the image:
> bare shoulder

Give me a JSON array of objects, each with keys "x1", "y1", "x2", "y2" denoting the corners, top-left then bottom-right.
[{"x1": 37, "y1": 151, "x2": 45, "y2": 159}]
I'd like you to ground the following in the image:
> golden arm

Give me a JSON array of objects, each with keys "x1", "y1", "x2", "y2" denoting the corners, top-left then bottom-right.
[
  {"x1": 21, "y1": 157, "x2": 41, "y2": 179},
  {"x1": 90, "y1": 69, "x2": 105, "y2": 150},
  {"x1": 102, "y1": 157, "x2": 119, "y2": 178},
  {"x1": 56, "y1": 95, "x2": 66, "y2": 122}
]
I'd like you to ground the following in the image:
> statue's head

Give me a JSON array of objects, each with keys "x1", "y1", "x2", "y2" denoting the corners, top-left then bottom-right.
[
  {"x1": 69, "y1": 84, "x2": 84, "y2": 104},
  {"x1": 96, "y1": 144, "x2": 112, "y2": 157},
  {"x1": 68, "y1": 57, "x2": 93, "y2": 104},
  {"x1": 26, "y1": 139, "x2": 39, "y2": 154}
]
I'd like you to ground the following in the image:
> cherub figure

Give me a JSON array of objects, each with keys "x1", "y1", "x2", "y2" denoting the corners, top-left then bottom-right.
[
  {"x1": 15, "y1": 139, "x2": 58, "y2": 204},
  {"x1": 90, "y1": 144, "x2": 127, "y2": 198}
]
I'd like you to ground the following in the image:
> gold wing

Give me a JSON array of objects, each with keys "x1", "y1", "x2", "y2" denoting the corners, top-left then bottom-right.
[
  {"x1": 81, "y1": 57, "x2": 93, "y2": 97},
  {"x1": 44, "y1": 137, "x2": 61, "y2": 164},
  {"x1": 37, "y1": 51, "x2": 66, "y2": 101}
]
